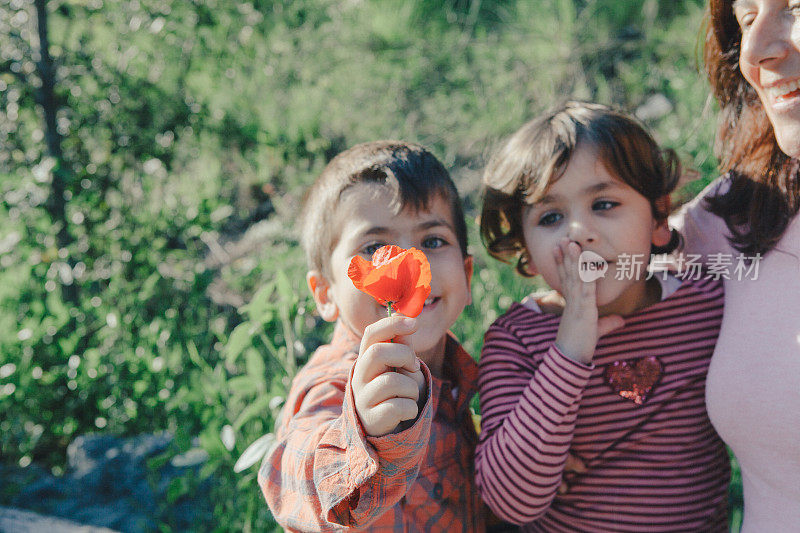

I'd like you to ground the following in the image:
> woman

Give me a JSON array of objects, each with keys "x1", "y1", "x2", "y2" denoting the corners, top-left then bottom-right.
[{"x1": 671, "y1": 0, "x2": 800, "y2": 530}]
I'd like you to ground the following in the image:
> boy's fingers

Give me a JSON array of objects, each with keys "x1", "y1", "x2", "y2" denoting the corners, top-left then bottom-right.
[
  {"x1": 355, "y1": 343, "x2": 419, "y2": 383},
  {"x1": 397, "y1": 366, "x2": 425, "y2": 388},
  {"x1": 371, "y1": 397, "x2": 419, "y2": 423},
  {"x1": 397, "y1": 367, "x2": 427, "y2": 401},
  {"x1": 360, "y1": 315, "x2": 417, "y2": 353},
  {"x1": 359, "y1": 371, "x2": 420, "y2": 406}
]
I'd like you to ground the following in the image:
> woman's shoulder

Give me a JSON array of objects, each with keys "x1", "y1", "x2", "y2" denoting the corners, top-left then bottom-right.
[{"x1": 670, "y1": 175, "x2": 737, "y2": 257}]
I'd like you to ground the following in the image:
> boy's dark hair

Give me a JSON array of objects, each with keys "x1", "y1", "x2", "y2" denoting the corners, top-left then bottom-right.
[
  {"x1": 480, "y1": 101, "x2": 681, "y2": 277},
  {"x1": 301, "y1": 140, "x2": 468, "y2": 277}
]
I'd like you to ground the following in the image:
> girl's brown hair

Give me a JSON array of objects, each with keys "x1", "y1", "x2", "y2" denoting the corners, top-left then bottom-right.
[
  {"x1": 704, "y1": 0, "x2": 800, "y2": 255},
  {"x1": 480, "y1": 101, "x2": 681, "y2": 277}
]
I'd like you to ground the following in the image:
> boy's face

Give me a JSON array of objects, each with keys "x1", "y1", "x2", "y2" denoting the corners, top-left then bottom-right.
[{"x1": 308, "y1": 184, "x2": 472, "y2": 365}]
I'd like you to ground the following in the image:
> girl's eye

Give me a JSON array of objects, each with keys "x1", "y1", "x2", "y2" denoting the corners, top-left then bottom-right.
[
  {"x1": 593, "y1": 200, "x2": 619, "y2": 211},
  {"x1": 538, "y1": 212, "x2": 562, "y2": 226},
  {"x1": 361, "y1": 242, "x2": 385, "y2": 257},
  {"x1": 422, "y1": 236, "x2": 447, "y2": 249}
]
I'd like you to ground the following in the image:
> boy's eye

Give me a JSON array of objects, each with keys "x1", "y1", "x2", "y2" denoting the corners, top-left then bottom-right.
[
  {"x1": 361, "y1": 242, "x2": 385, "y2": 257},
  {"x1": 422, "y1": 236, "x2": 447, "y2": 249},
  {"x1": 592, "y1": 200, "x2": 619, "y2": 211},
  {"x1": 538, "y1": 212, "x2": 562, "y2": 226}
]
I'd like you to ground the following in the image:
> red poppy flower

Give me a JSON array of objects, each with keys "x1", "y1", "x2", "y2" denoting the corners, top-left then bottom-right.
[{"x1": 348, "y1": 245, "x2": 432, "y2": 318}]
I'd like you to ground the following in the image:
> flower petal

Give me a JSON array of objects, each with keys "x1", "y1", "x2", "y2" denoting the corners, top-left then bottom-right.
[
  {"x1": 347, "y1": 255, "x2": 373, "y2": 291},
  {"x1": 371, "y1": 244, "x2": 404, "y2": 267},
  {"x1": 347, "y1": 245, "x2": 431, "y2": 317}
]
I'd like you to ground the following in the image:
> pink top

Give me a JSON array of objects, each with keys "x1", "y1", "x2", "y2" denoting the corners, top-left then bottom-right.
[
  {"x1": 475, "y1": 274, "x2": 730, "y2": 532},
  {"x1": 672, "y1": 177, "x2": 800, "y2": 532}
]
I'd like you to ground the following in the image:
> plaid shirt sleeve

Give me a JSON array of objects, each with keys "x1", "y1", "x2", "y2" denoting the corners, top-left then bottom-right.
[{"x1": 258, "y1": 344, "x2": 434, "y2": 532}]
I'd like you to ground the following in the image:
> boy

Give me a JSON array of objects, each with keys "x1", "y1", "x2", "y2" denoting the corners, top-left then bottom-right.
[{"x1": 258, "y1": 141, "x2": 483, "y2": 531}]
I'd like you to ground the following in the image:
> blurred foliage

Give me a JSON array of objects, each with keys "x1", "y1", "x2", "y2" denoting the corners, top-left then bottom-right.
[{"x1": 0, "y1": 0, "x2": 739, "y2": 530}]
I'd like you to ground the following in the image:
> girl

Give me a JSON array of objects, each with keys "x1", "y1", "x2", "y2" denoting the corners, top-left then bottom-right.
[{"x1": 475, "y1": 102, "x2": 730, "y2": 532}]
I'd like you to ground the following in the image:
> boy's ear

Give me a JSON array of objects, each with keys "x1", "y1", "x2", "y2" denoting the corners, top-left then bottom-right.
[
  {"x1": 463, "y1": 255, "x2": 474, "y2": 305},
  {"x1": 307, "y1": 271, "x2": 339, "y2": 322}
]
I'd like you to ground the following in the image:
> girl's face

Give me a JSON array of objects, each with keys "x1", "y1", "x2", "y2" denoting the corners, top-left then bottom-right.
[
  {"x1": 734, "y1": 0, "x2": 800, "y2": 158},
  {"x1": 521, "y1": 144, "x2": 669, "y2": 316}
]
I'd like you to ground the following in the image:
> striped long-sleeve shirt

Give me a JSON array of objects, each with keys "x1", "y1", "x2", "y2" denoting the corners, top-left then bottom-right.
[{"x1": 475, "y1": 274, "x2": 730, "y2": 532}]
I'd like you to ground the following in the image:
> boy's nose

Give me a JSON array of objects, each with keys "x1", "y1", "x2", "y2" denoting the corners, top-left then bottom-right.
[{"x1": 740, "y1": 10, "x2": 790, "y2": 68}]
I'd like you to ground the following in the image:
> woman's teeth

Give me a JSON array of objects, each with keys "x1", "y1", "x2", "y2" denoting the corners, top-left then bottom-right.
[{"x1": 767, "y1": 78, "x2": 800, "y2": 100}]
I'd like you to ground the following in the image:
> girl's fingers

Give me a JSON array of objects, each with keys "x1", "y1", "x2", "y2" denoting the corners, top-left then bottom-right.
[
  {"x1": 556, "y1": 238, "x2": 587, "y2": 294},
  {"x1": 554, "y1": 240, "x2": 567, "y2": 283}
]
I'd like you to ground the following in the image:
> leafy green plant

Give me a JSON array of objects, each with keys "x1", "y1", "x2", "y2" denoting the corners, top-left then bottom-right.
[{"x1": 173, "y1": 271, "x2": 327, "y2": 532}]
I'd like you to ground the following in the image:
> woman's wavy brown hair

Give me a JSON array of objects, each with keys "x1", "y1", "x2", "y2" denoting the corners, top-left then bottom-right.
[
  {"x1": 704, "y1": 0, "x2": 800, "y2": 255},
  {"x1": 480, "y1": 101, "x2": 681, "y2": 277}
]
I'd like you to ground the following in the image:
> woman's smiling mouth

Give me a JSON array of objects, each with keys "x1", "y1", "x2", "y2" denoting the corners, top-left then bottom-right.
[{"x1": 764, "y1": 78, "x2": 800, "y2": 107}]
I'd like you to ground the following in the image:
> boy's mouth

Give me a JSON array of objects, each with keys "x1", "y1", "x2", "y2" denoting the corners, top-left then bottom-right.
[{"x1": 423, "y1": 296, "x2": 440, "y2": 309}]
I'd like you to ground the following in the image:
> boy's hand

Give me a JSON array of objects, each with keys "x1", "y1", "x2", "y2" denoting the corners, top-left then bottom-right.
[
  {"x1": 554, "y1": 239, "x2": 624, "y2": 364},
  {"x1": 352, "y1": 315, "x2": 427, "y2": 437}
]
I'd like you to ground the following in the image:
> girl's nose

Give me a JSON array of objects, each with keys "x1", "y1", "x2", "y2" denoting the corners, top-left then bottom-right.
[
  {"x1": 740, "y1": 10, "x2": 790, "y2": 68},
  {"x1": 567, "y1": 218, "x2": 596, "y2": 246}
]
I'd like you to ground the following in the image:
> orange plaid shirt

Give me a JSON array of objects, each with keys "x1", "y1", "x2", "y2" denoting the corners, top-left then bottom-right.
[{"x1": 258, "y1": 321, "x2": 485, "y2": 532}]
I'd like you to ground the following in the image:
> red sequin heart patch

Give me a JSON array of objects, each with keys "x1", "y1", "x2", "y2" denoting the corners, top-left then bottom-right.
[{"x1": 604, "y1": 356, "x2": 662, "y2": 405}]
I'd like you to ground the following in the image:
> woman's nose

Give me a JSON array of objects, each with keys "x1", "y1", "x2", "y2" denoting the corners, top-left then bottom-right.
[{"x1": 740, "y1": 10, "x2": 789, "y2": 68}]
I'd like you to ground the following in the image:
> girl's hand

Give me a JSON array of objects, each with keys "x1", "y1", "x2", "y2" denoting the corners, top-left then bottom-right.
[
  {"x1": 352, "y1": 315, "x2": 427, "y2": 437},
  {"x1": 553, "y1": 239, "x2": 624, "y2": 364}
]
